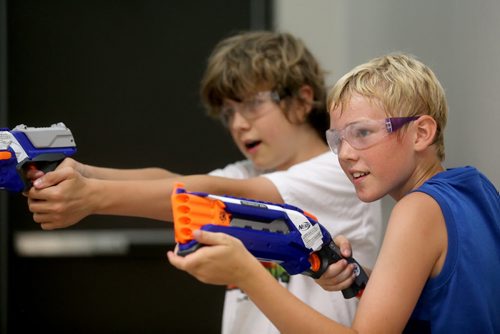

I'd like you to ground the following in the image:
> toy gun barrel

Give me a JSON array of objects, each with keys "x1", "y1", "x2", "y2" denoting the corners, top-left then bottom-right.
[
  {"x1": 0, "y1": 122, "x2": 77, "y2": 192},
  {"x1": 171, "y1": 184, "x2": 368, "y2": 299}
]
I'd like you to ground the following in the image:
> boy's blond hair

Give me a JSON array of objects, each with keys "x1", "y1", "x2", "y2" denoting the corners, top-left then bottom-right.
[
  {"x1": 201, "y1": 31, "x2": 328, "y2": 140},
  {"x1": 328, "y1": 53, "x2": 448, "y2": 161}
]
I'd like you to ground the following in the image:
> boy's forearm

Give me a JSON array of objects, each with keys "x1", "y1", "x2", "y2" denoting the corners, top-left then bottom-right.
[
  {"x1": 240, "y1": 263, "x2": 355, "y2": 334},
  {"x1": 90, "y1": 178, "x2": 175, "y2": 221},
  {"x1": 88, "y1": 175, "x2": 222, "y2": 222},
  {"x1": 86, "y1": 174, "x2": 281, "y2": 222},
  {"x1": 85, "y1": 164, "x2": 179, "y2": 180}
]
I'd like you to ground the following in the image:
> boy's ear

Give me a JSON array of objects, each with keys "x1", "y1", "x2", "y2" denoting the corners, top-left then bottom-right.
[
  {"x1": 298, "y1": 85, "x2": 314, "y2": 105},
  {"x1": 414, "y1": 115, "x2": 438, "y2": 151},
  {"x1": 293, "y1": 85, "x2": 314, "y2": 122}
]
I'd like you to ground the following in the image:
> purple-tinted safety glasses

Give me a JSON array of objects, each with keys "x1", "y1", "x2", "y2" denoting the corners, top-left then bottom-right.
[{"x1": 326, "y1": 116, "x2": 421, "y2": 154}]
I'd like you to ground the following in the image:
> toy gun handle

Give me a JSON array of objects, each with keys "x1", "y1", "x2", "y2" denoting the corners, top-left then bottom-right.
[
  {"x1": 17, "y1": 153, "x2": 67, "y2": 191},
  {"x1": 177, "y1": 244, "x2": 202, "y2": 257},
  {"x1": 306, "y1": 240, "x2": 368, "y2": 299}
]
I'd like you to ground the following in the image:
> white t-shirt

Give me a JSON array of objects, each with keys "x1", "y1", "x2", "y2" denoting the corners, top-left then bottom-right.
[{"x1": 209, "y1": 152, "x2": 383, "y2": 334}]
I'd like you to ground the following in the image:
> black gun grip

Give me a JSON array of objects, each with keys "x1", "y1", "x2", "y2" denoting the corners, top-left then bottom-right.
[
  {"x1": 16, "y1": 153, "x2": 67, "y2": 191},
  {"x1": 306, "y1": 241, "x2": 368, "y2": 299},
  {"x1": 177, "y1": 243, "x2": 204, "y2": 257}
]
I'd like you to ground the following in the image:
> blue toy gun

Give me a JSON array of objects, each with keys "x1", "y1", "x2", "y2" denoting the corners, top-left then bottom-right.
[
  {"x1": 171, "y1": 184, "x2": 368, "y2": 299},
  {"x1": 0, "y1": 123, "x2": 77, "y2": 192}
]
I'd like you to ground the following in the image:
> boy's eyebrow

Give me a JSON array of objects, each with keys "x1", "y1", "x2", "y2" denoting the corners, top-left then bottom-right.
[
  {"x1": 222, "y1": 98, "x2": 240, "y2": 105},
  {"x1": 334, "y1": 118, "x2": 375, "y2": 129}
]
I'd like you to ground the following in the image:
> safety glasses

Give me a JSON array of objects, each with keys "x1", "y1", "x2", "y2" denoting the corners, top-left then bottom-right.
[
  {"x1": 219, "y1": 91, "x2": 281, "y2": 127},
  {"x1": 326, "y1": 116, "x2": 420, "y2": 154}
]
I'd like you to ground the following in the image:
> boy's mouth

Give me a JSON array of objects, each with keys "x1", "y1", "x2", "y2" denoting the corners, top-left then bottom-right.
[
  {"x1": 352, "y1": 171, "x2": 369, "y2": 179},
  {"x1": 244, "y1": 140, "x2": 262, "y2": 150}
]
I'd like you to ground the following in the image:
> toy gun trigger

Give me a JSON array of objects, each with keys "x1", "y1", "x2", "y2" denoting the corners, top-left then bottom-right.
[
  {"x1": 308, "y1": 252, "x2": 322, "y2": 273},
  {"x1": 16, "y1": 153, "x2": 67, "y2": 191},
  {"x1": 305, "y1": 240, "x2": 368, "y2": 299},
  {"x1": 0, "y1": 150, "x2": 12, "y2": 160}
]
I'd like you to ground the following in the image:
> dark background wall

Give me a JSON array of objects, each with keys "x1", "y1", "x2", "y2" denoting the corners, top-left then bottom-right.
[
  {"x1": 1, "y1": 0, "x2": 8, "y2": 332},
  {"x1": 1, "y1": 1, "x2": 273, "y2": 333}
]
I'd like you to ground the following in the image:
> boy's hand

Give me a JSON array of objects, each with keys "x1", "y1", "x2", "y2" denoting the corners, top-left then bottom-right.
[
  {"x1": 314, "y1": 235, "x2": 357, "y2": 292},
  {"x1": 167, "y1": 230, "x2": 261, "y2": 287},
  {"x1": 25, "y1": 160, "x2": 94, "y2": 230},
  {"x1": 22, "y1": 157, "x2": 86, "y2": 191}
]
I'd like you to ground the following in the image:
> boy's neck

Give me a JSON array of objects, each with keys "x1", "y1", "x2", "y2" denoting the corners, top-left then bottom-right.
[
  {"x1": 392, "y1": 161, "x2": 445, "y2": 200},
  {"x1": 276, "y1": 136, "x2": 329, "y2": 171}
]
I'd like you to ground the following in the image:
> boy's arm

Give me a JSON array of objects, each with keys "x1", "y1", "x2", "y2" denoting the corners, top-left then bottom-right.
[
  {"x1": 167, "y1": 230, "x2": 355, "y2": 334},
  {"x1": 59, "y1": 157, "x2": 179, "y2": 180},
  {"x1": 351, "y1": 192, "x2": 447, "y2": 332},
  {"x1": 168, "y1": 192, "x2": 447, "y2": 333},
  {"x1": 85, "y1": 165, "x2": 177, "y2": 180},
  {"x1": 27, "y1": 166, "x2": 281, "y2": 230}
]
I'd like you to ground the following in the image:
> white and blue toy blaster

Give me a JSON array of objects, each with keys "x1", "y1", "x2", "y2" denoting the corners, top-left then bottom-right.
[
  {"x1": 0, "y1": 123, "x2": 76, "y2": 192},
  {"x1": 172, "y1": 184, "x2": 368, "y2": 299}
]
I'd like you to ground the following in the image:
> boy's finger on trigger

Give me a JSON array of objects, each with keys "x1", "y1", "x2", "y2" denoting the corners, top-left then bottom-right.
[
  {"x1": 26, "y1": 168, "x2": 44, "y2": 180},
  {"x1": 336, "y1": 265, "x2": 355, "y2": 285},
  {"x1": 325, "y1": 259, "x2": 348, "y2": 277}
]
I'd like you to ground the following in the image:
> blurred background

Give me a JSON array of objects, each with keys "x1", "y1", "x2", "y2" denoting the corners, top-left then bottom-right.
[{"x1": 1, "y1": 0, "x2": 498, "y2": 333}]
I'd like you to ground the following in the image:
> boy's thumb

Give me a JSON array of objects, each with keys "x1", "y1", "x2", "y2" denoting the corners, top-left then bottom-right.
[
  {"x1": 33, "y1": 167, "x2": 71, "y2": 189},
  {"x1": 193, "y1": 230, "x2": 225, "y2": 246}
]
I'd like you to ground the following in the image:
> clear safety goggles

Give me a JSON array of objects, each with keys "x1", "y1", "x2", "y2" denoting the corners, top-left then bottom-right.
[
  {"x1": 220, "y1": 91, "x2": 281, "y2": 127},
  {"x1": 326, "y1": 116, "x2": 420, "y2": 154}
]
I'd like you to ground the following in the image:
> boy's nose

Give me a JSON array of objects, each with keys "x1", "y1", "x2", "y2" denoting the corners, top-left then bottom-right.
[
  {"x1": 338, "y1": 140, "x2": 357, "y2": 161},
  {"x1": 230, "y1": 110, "x2": 251, "y2": 129}
]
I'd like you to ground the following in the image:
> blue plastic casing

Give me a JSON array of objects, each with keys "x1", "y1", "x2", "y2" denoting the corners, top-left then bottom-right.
[
  {"x1": 176, "y1": 189, "x2": 332, "y2": 275},
  {"x1": 0, "y1": 127, "x2": 77, "y2": 192}
]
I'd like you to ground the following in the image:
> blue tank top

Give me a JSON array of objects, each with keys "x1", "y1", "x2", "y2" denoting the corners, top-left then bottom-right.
[{"x1": 404, "y1": 166, "x2": 500, "y2": 333}]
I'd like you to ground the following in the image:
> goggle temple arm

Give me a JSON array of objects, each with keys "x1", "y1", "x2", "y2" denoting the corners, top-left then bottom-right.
[{"x1": 386, "y1": 116, "x2": 421, "y2": 133}]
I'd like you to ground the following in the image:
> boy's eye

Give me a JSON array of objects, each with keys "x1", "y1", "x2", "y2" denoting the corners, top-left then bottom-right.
[
  {"x1": 352, "y1": 127, "x2": 373, "y2": 138},
  {"x1": 243, "y1": 97, "x2": 265, "y2": 112},
  {"x1": 221, "y1": 106, "x2": 234, "y2": 116},
  {"x1": 220, "y1": 107, "x2": 235, "y2": 125}
]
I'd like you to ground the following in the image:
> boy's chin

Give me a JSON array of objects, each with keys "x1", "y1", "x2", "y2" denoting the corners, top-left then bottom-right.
[
  {"x1": 356, "y1": 189, "x2": 384, "y2": 203},
  {"x1": 250, "y1": 159, "x2": 278, "y2": 173}
]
